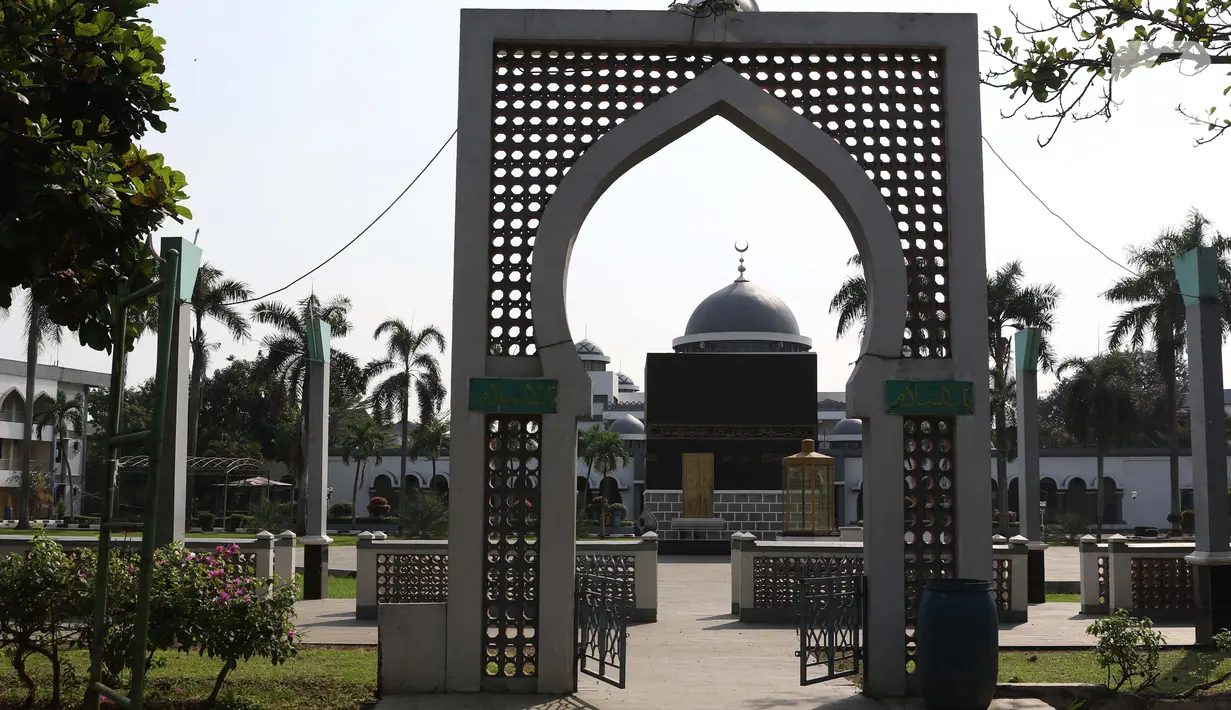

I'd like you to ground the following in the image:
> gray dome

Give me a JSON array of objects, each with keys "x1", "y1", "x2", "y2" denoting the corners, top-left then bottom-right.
[
  {"x1": 830, "y1": 418, "x2": 862, "y2": 436},
  {"x1": 606, "y1": 414, "x2": 646, "y2": 436},
  {"x1": 684, "y1": 280, "x2": 801, "y2": 336},
  {"x1": 617, "y1": 372, "x2": 635, "y2": 386},
  {"x1": 576, "y1": 339, "x2": 605, "y2": 355}
]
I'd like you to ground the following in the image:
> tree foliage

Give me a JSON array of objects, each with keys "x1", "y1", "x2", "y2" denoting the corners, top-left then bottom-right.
[
  {"x1": 1, "y1": 0, "x2": 191, "y2": 348},
  {"x1": 983, "y1": 0, "x2": 1231, "y2": 146}
]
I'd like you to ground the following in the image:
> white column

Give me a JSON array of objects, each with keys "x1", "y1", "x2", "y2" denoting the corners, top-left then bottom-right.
[
  {"x1": 634, "y1": 532, "x2": 659, "y2": 622},
  {"x1": 302, "y1": 318, "x2": 332, "y2": 599},
  {"x1": 274, "y1": 530, "x2": 296, "y2": 586},
  {"x1": 1106, "y1": 535, "x2": 1133, "y2": 613},
  {"x1": 862, "y1": 417, "x2": 907, "y2": 697},
  {"x1": 1078, "y1": 535, "x2": 1103, "y2": 614}
]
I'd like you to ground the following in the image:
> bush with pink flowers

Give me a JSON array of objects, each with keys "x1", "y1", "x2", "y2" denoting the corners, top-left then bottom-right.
[{"x1": 0, "y1": 534, "x2": 299, "y2": 707}]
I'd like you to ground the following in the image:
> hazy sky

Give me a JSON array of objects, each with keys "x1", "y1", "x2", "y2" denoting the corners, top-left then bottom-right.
[{"x1": 4, "y1": 0, "x2": 1229, "y2": 401}]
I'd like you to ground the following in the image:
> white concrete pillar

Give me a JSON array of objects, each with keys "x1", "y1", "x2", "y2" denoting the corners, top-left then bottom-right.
[
  {"x1": 154, "y1": 235, "x2": 200, "y2": 548},
  {"x1": 1077, "y1": 535, "x2": 1103, "y2": 614},
  {"x1": 356, "y1": 531, "x2": 378, "y2": 620},
  {"x1": 302, "y1": 319, "x2": 332, "y2": 599},
  {"x1": 730, "y1": 531, "x2": 744, "y2": 615},
  {"x1": 1008, "y1": 535, "x2": 1029, "y2": 620},
  {"x1": 862, "y1": 417, "x2": 906, "y2": 697},
  {"x1": 1106, "y1": 534, "x2": 1133, "y2": 613},
  {"x1": 1173, "y1": 247, "x2": 1231, "y2": 644},
  {"x1": 634, "y1": 532, "x2": 658, "y2": 622},
  {"x1": 275, "y1": 530, "x2": 296, "y2": 586}
]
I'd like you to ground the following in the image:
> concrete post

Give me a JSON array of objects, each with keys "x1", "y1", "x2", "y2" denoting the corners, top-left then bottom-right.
[
  {"x1": 1106, "y1": 534, "x2": 1132, "y2": 613},
  {"x1": 356, "y1": 531, "x2": 377, "y2": 620},
  {"x1": 1077, "y1": 535, "x2": 1103, "y2": 614},
  {"x1": 250, "y1": 530, "x2": 276, "y2": 591},
  {"x1": 1008, "y1": 535, "x2": 1030, "y2": 621},
  {"x1": 862, "y1": 417, "x2": 907, "y2": 697},
  {"x1": 275, "y1": 530, "x2": 296, "y2": 586},
  {"x1": 301, "y1": 316, "x2": 332, "y2": 599},
  {"x1": 155, "y1": 236, "x2": 200, "y2": 548},
  {"x1": 1173, "y1": 247, "x2": 1231, "y2": 644},
  {"x1": 1014, "y1": 327, "x2": 1045, "y2": 603},
  {"x1": 730, "y1": 531, "x2": 744, "y2": 615},
  {"x1": 634, "y1": 531, "x2": 659, "y2": 622}
]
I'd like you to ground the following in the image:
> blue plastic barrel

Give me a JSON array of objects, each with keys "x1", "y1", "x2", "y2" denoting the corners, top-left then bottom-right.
[
  {"x1": 3, "y1": 506, "x2": 11, "y2": 521},
  {"x1": 916, "y1": 578, "x2": 998, "y2": 710}
]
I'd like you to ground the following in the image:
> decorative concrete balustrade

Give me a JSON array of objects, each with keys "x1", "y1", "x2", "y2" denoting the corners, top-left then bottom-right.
[
  {"x1": 730, "y1": 533, "x2": 1029, "y2": 623},
  {"x1": 0, "y1": 532, "x2": 279, "y2": 587},
  {"x1": 356, "y1": 532, "x2": 659, "y2": 622},
  {"x1": 1079, "y1": 534, "x2": 1196, "y2": 620}
]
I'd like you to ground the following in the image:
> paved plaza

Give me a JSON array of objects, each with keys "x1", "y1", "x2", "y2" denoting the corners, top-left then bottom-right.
[{"x1": 291, "y1": 545, "x2": 1188, "y2": 707}]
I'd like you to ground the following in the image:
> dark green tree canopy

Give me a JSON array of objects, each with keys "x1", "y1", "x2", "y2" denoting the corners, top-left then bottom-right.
[
  {"x1": 984, "y1": 0, "x2": 1231, "y2": 146},
  {"x1": 1, "y1": 0, "x2": 189, "y2": 349}
]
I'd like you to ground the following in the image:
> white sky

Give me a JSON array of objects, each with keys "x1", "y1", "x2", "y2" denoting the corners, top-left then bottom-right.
[{"x1": 3, "y1": 0, "x2": 1229, "y2": 401}]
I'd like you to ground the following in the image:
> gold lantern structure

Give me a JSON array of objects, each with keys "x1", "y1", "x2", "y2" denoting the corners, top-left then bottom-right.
[{"x1": 782, "y1": 439, "x2": 836, "y2": 535}]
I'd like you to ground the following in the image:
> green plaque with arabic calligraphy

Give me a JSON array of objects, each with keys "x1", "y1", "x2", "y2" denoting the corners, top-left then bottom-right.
[
  {"x1": 885, "y1": 380, "x2": 974, "y2": 415},
  {"x1": 468, "y1": 378, "x2": 559, "y2": 414}
]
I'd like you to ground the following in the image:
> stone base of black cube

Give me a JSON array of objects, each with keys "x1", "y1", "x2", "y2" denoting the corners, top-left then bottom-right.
[
  {"x1": 1027, "y1": 547, "x2": 1046, "y2": 604},
  {"x1": 1192, "y1": 561, "x2": 1231, "y2": 644},
  {"x1": 303, "y1": 541, "x2": 331, "y2": 600}
]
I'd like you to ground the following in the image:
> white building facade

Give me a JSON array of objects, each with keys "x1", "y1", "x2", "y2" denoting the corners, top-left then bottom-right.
[{"x1": 0, "y1": 359, "x2": 109, "y2": 518}]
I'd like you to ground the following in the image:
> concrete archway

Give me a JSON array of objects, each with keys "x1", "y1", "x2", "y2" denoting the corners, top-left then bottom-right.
[{"x1": 532, "y1": 63, "x2": 907, "y2": 414}]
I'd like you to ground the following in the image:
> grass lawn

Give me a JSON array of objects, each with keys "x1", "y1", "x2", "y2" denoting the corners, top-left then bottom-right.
[
  {"x1": 1044, "y1": 592, "x2": 1081, "y2": 603},
  {"x1": 292, "y1": 574, "x2": 356, "y2": 599},
  {"x1": 1000, "y1": 649, "x2": 1231, "y2": 692},
  {"x1": 0, "y1": 648, "x2": 376, "y2": 710}
]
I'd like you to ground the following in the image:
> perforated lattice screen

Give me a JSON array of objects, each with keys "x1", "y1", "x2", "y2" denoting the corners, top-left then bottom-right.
[
  {"x1": 903, "y1": 415, "x2": 957, "y2": 664},
  {"x1": 483, "y1": 414, "x2": 542, "y2": 679},
  {"x1": 486, "y1": 46, "x2": 950, "y2": 359}
]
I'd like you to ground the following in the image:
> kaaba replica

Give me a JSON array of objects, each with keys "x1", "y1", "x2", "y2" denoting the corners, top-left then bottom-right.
[{"x1": 641, "y1": 249, "x2": 819, "y2": 553}]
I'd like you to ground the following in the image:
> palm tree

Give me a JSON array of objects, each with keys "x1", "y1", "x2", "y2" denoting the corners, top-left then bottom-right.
[
  {"x1": 1, "y1": 292, "x2": 64, "y2": 529},
  {"x1": 252, "y1": 294, "x2": 365, "y2": 523},
  {"x1": 185, "y1": 263, "x2": 253, "y2": 455},
  {"x1": 1102, "y1": 209, "x2": 1231, "y2": 532},
  {"x1": 410, "y1": 410, "x2": 451, "y2": 487},
  {"x1": 987, "y1": 261, "x2": 1061, "y2": 536},
  {"x1": 580, "y1": 426, "x2": 630, "y2": 489},
  {"x1": 828, "y1": 253, "x2": 868, "y2": 339},
  {"x1": 830, "y1": 257, "x2": 1061, "y2": 535},
  {"x1": 367, "y1": 319, "x2": 447, "y2": 486},
  {"x1": 577, "y1": 424, "x2": 605, "y2": 490},
  {"x1": 1056, "y1": 352, "x2": 1139, "y2": 540},
  {"x1": 33, "y1": 391, "x2": 83, "y2": 517},
  {"x1": 340, "y1": 416, "x2": 395, "y2": 525}
]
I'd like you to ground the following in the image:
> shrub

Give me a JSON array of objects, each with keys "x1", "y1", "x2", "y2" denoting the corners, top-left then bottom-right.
[
  {"x1": 368, "y1": 496, "x2": 391, "y2": 518},
  {"x1": 1086, "y1": 609, "x2": 1164, "y2": 691},
  {"x1": 252, "y1": 500, "x2": 294, "y2": 533},
  {"x1": 328, "y1": 501, "x2": 354, "y2": 519},
  {"x1": 226, "y1": 514, "x2": 251, "y2": 530},
  {"x1": 1051, "y1": 513, "x2": 1088, "y2": 544},
  {"x1": 608, "y1": 503, "x2": 628, "y2": 516},
  {"x1": 1166, "y1": 512, "x2": 1182, "y2": 524},
  {"x1": 398, "y1": 493, "x2": 449, "y2": 540},
  {"x1": 1181, "y1": 509, "x2": 1196, "y2": 532},
  {"x1": 0, "y1": 536, "x2": 300, "y2": 705},
  {"x1": 199, "y1": 511, "x2": 216, "y2": 530},
  {"x1": 0, "y1": 534, "x2": 92, "y2": 708}
]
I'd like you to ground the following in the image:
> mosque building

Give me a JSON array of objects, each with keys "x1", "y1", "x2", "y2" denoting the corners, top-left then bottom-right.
[{"x1": 576, "y1": 247, "x2": 853, "y2": 550}]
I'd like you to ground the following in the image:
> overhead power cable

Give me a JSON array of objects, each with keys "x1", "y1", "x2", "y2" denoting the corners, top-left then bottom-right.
[{"x1": 225, "y1": 128, "x2": 458, "y2": 306}]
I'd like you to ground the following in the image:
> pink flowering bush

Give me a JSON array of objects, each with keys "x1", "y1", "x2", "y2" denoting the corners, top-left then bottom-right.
[{"x1": 0, "y1": 535, "x2": 299, "y2": 706}]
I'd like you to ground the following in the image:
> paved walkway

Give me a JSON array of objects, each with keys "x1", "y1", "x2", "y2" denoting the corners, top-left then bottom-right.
[
  {"x1": 294, "y1": 544, "x2": 357, "y2": 573},
  {"x1": 1043, "y1": 545, "x2": 1078, "y2": 582},
  {"x1": 295, "y1": 553, "x2": 1195, "y2": 649},
  {"x1": 369, "y1": 557, "x2": 1051, "y2": 709}
]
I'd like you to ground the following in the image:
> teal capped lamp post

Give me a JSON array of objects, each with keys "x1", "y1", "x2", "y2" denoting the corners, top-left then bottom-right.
[
  {"x1": 1172, "y1": 246, "x2": 1231, "y2": 645},
  {"x1": 1014, "y1": 327, "x2": 1047, "y2": 604}
]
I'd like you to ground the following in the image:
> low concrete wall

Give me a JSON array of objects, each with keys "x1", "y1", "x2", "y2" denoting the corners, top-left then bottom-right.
[
  {"x1": 378, "y1": 603, "x2": 447, "y2": 695},
  {"x1": 355, "y1": 532, "x2": 659, "y2": 622},
  {"x1": 731, "y1": 534, "x2": 1030, "y2": 623}
]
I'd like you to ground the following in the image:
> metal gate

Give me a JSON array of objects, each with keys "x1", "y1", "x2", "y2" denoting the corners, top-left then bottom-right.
[
  {"x1": 795, "y1": 574, "x2": 865, "y2": 685},
  {"x1": 575, "y1": 571, "x2": 629, "y2": 688}
]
